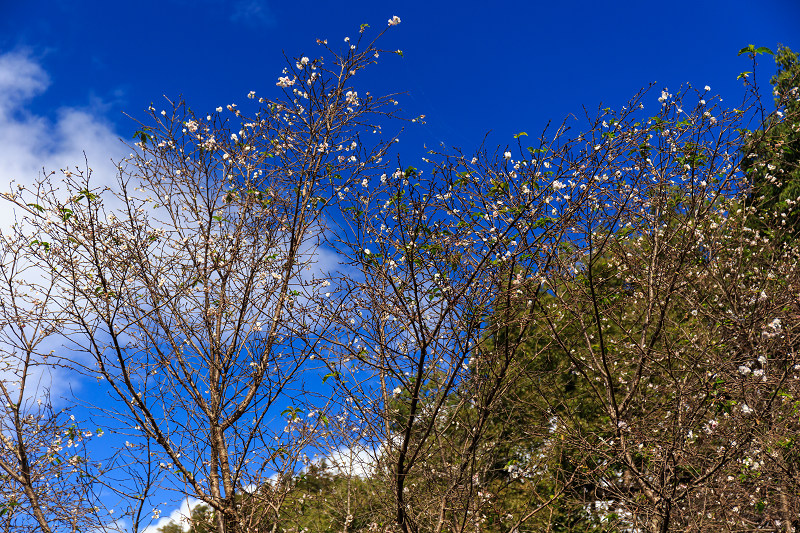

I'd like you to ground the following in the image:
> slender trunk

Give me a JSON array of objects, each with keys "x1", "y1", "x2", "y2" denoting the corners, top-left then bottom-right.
[
  {"x1": 779, "y1": 480, "x2": 793, "y2": 533},
  {"x1": 657, "y1": 499, "x2": 671, "y2": 533}
]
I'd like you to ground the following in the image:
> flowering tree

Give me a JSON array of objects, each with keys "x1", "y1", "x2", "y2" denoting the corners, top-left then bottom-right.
[{"x1": 2, "y1": 22, "x2": 403, "y2": 533}]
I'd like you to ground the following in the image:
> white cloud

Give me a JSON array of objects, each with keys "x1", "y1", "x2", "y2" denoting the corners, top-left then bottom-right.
[
  {"x1": 0, "y1": 50, "x2": 124, "y2": 229},
  {"x1": 0, "y1": 50, "x2": 123, "y2": 406},
  {"x1": 0, "y1": 51, "x2": 49, "y2": 113},
  {"x1": 141, "y1": 497, "x2": 203, "y2": 533},
  {"x1": 318, "y1": 443, "x2": 376, "y2": 478}
]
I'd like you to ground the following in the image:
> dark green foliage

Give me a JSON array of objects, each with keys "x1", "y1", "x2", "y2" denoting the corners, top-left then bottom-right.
[
  {"x1": 744, "y1": 45, "x2": 800, "y2": 235},
  {"x1": 158, "y1": 465, "x2": 388, "y2": 533}
]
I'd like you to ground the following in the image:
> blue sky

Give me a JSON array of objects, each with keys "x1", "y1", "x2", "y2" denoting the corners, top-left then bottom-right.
[
  {"x1": 1, "y1": 0, "x2": 798, "y2": 160},
  {"x1": 0, "y1": 0, "x2": 798, "y2": 530}
]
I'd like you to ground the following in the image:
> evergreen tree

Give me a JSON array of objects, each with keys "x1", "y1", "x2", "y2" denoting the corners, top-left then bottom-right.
[{"x1": 743, "y1": 45, "x2": 800, "y2": 235}]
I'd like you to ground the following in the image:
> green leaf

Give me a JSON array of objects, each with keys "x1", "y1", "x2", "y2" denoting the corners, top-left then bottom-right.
[
  {"x1": 281, "y1": 406, "x2": 303, "y2": 419},
  {"x1": 26, "y1": 203, "x2": 44, "y2": 212},
  {"x1": 527, "y1": 147, "x2": 548, "y2": 155},
  {"x1": 30, "y1": 239, "x2": 50, "y2": 252},
  {"x1": 0, "y1": 500, "x2": 20, "y2": 518},
  {"x1": 394, "y1": 49, "x2": 403, "y2": 57},
  {"x1": 513, "y1": 132, "x2": 528, "y2": 139},
  {"x1": 132, "y1": 127, "x2": 153, "y2": 145},
  {"x1": 737, "y1": 71, "x2": 752, "y2": 80},
  {"x1": 738, "y1": 44, "x2": 756, "y2": 56},
  {"x1": 75, "y1": 189, "x2": 98, "y2": 202},
  {"x1": 532, "y1": 216, "x2": 556, "y2": 229}
]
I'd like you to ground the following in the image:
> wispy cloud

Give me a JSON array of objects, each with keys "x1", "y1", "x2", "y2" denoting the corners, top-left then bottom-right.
[
  {"x1": 0, "y1": 51, "x2": 49, "y2": 111},
  {"x1": 230, "y1": 0, "x2": 276, "y2": 27},
  {"x1": 0, "y1": 50, "x2": 124, "y2": 215}
]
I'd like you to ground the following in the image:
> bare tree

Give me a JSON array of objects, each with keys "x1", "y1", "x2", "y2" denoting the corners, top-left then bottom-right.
[{"x1": 0, "y1": 221, "x2": 116, "y2": 533}]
